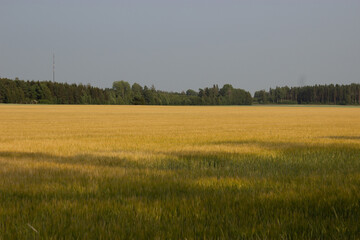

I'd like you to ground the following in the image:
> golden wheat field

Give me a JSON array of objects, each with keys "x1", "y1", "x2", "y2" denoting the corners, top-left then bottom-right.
[{"x1": 1, "y1": 105, "x2": 360, "y2": 239}]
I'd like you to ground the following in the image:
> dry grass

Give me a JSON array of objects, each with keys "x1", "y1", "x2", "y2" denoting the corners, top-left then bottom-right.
[{"x1": 0, "y1": 105, "x2": 360, "y2": 239}]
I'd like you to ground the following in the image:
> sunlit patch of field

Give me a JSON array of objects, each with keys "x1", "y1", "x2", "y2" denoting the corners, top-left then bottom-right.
[{"x1": 0, "y1": 105, "x2": 360, "y2": 239}]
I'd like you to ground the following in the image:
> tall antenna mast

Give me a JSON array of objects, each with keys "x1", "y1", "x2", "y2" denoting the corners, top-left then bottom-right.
[{"x1": 53, "y1": 53, "x2": 55, "y2": 82}]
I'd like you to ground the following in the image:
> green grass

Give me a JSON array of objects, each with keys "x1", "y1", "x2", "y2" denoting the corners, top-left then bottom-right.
[{"x1": 1, "y1": 143, "x2": 360, "y2": 239}]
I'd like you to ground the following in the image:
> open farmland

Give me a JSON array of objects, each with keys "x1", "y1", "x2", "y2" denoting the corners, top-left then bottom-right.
[{"x1": 0, "y1": 105, "x2": 360, "y2": 239}]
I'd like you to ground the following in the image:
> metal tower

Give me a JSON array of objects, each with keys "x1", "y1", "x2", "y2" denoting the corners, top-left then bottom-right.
[{"x1": 53, "y1": 53, "x2": 55, "y2": 82}]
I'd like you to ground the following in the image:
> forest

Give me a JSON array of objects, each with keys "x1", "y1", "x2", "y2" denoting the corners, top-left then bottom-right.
[
  {"x1": 0, "y1": 78, "x2": 252, "y2": 105},
  {"x1": 254, "y1": 84, "x2": 360, "y2": 105},
  {"x1": 0, "y1": 77, "x2": 359, "y2": 105}
]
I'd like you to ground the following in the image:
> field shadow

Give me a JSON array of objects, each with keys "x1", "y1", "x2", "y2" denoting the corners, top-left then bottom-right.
[
  {"x1": 0, "y1": 151, "x2": 142, "y2": 169},
  {"x1": 324, "y1": 136, "x2": 360, "y2": 140},
  {"x1": 1, "y1": 139, "x2": 360, "y2": 183},
  {"x1": 208, "y1": 139, "x2": 310, "y2": 149}
]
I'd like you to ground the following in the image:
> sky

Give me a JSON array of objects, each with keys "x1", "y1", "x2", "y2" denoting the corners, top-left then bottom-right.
[{"x1": 1, "y1": 0, "x2": 359, "y2": 94}]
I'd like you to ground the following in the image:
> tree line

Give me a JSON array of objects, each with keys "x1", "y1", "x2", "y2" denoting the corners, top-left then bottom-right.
[
  {"x1": 1, "y1": 78, "x2": 359, "y2": 105},
  {"x1": 0, "y1": 78, "x2": 252, "y2": 105},
  {"x1": 254, "y1": 84, "x2": 360, "y2": 105}
]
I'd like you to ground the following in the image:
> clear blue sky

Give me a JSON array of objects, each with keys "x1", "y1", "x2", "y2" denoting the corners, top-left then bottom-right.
[{"x1": 1, "y1": 0, "x2": 359, "y2": 93}]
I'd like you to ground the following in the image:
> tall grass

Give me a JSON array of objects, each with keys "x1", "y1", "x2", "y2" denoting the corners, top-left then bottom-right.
[{"x1": 0, "y1": 105, "x2": 359, "y2": 239}]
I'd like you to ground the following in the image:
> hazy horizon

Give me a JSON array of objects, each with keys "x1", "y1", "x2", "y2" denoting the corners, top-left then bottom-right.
[{"x1": 1, "y1": 1, "x2": 359, "y2": 94}]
